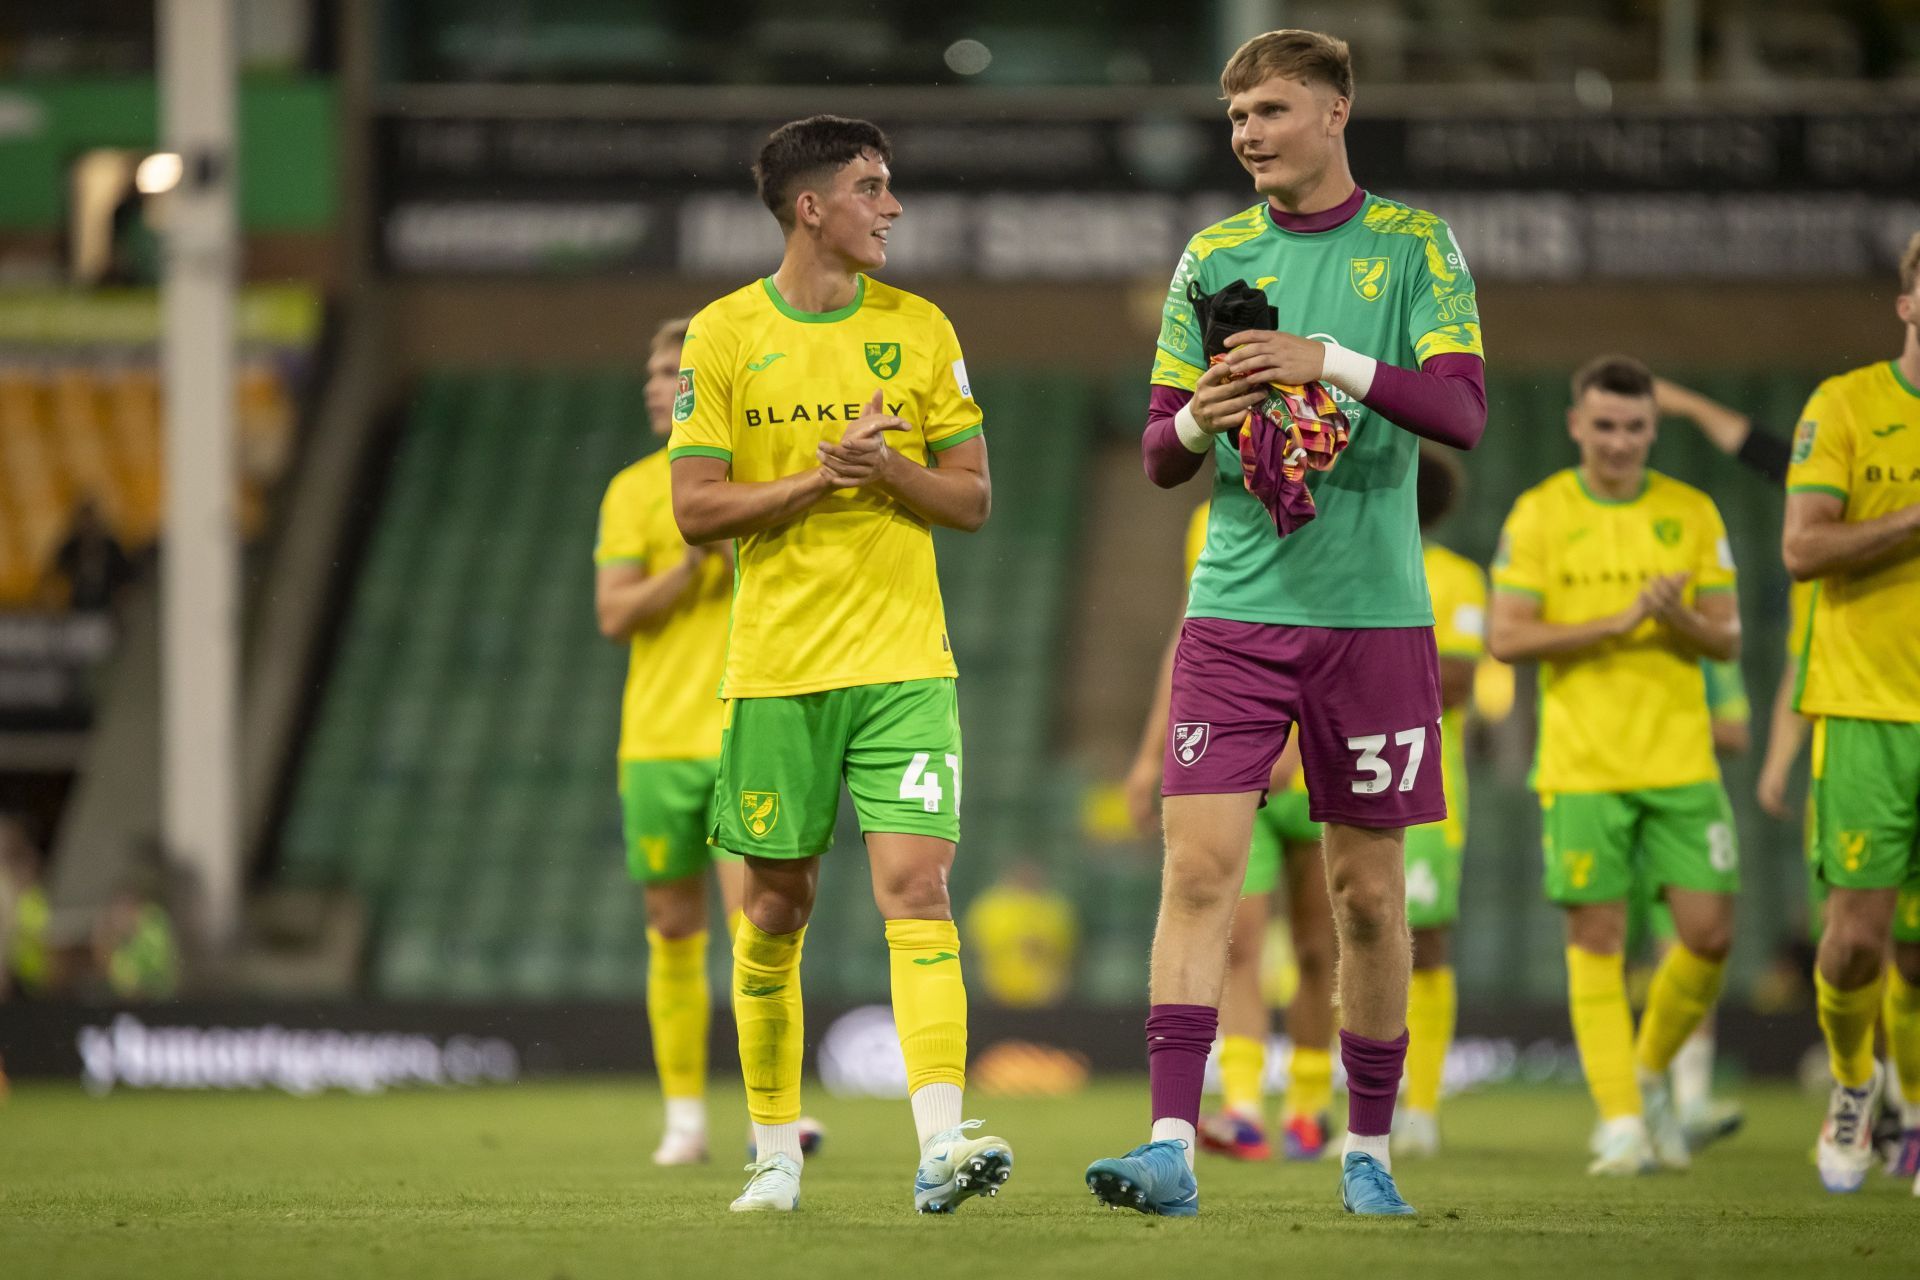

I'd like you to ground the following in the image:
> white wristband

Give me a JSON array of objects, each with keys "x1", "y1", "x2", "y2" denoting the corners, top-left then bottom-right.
[
  {"x1": 1173, "y1": 401, "x2": 1212, "y2": 453},
  {"x1": 1319, "y1": 341, "x2": 1378, "y2": 399}
]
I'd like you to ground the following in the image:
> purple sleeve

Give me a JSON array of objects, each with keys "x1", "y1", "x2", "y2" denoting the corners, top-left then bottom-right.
[
  {"x1": 1358, "y1": 353, "x2": 1487, "y2": 450},
  {"x1": 1143, "y1": 385, "x2": 1208, "y2": 488}
]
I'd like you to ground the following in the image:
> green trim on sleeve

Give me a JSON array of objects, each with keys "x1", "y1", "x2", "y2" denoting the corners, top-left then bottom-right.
[
  {"x1": 1694, "y1": 582, "x2": 1737, "y2": 595},
  {"x1": 1786, "y1": 483, "x2": 1848, "y2": 502},
  {"x1": 1493, "y1": 583, "x2": 1544, "y2": 600},
  {"x1": 1435, "y1": 644, "x2": 1482, "y2": 661},
  {"x1": 927, "y1": 423, "x2": 983, "y2": 453},
  {"x1": 594, "y1": 554, "x2": 647, "y2": 567},
  {"x1": 667, "y1": 445, "x2": 733, "y2": 463},
  {"x1": 760, "y1": 275, "x2": 866, "y2": 324}
]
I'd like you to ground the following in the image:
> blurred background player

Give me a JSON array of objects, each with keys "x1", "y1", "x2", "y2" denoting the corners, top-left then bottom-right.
[
  {"x1": 1126, "y1": 500, "x2": 1337, "y2": 1164},
  {"x1": 1781, "y1": 231, "x2": 1920, "y2": 1195},
  {"x1": 1087, "y1": 28, "x2": 1487, "y2": 1220},
  {"x1": 669, "y1": 115, "x2": 1007, "y2": 1215},
  {"x1": 594, "y1": 315, "x2": 744, "y2": 1167},
  {"x1": 1489, "y1": 355, "x2": 1742, "y2": 1176},
  {"x1": 1393, "y1": 445, "x2": 1488, "y2": 1159}
]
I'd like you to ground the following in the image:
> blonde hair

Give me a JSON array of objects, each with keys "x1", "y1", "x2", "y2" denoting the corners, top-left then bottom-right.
[
  {"x1": 650, "y1": 317, "x2": 690, "y2": 352},
  {"x1": 1900, "y1": 231, "x2": 1920, "y2": 296},
  {"x1": 1220, "y1": 29, "x2": 1354, "y2": 101}
]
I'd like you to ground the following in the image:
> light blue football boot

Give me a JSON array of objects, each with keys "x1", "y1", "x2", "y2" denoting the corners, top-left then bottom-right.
[
  {"x1": 1085, "y1": 1139, "x2": 1199, "y2": 1217},
  {"x1": 1340, "y1": 1151, "x2": 1418, "y2": 1216},
  {"x1": 914, "y1": 1120, "x2": 1013, "y2": 1214}
]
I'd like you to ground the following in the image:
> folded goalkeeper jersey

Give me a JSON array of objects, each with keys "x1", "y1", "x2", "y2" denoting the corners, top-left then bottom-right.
[{"x1": 1188, "y1": 279, "x2": 1350, "y2": 536}]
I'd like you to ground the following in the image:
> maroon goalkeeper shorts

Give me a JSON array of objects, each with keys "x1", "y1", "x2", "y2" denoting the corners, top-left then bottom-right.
[{"x1": 1162, "y1": 616, "x2": 1447, "y2": 830}]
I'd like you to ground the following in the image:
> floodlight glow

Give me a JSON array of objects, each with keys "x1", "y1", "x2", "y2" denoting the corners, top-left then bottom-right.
[
  {"x1": 135, "y1": 152, "x2": 183, "y2": 195},
  {"x1": 944, "y1": 39, "x2": 992, "y2": 76}
]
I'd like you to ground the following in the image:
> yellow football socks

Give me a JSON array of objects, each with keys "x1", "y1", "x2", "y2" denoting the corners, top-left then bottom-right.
[
  {"x1": 1634, "y1": 944, "x2": 1726, "y2": 1076},
  {"x1": 1567, "y1": 946, "x2": 1640, "y2": 1120},
  {"x1": 1405, "y1": 966, "x2": 1456, "y2": 1114},
  {"x1": 1218, "y1": 1035, "x2": 1266, "y2": 1115},
  {"x1": 646, "y1": 928, "x2": 710, "y2": 1101},
  {"x1": 1880, "y1": 967, "x2": 1920, "y2": 1100},
  {"x1": 885, "y1": 918, "x2": 969, "y2": 1093},
  {"x1": 734, "y1": 918, "x2": 807, "y2": 1125},
  {"x1": 1816, "y1": 969, "x2": 1883, "y2": 1090},
  {"x1": 1285, "y1": 1044, "x2": 1334, "y2": 1121}
]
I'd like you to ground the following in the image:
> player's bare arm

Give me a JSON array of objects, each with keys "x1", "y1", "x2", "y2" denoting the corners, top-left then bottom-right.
[
  {"x1": 1124, "y1": 621, "x2": 1180, "y2": 837},
  {"x1": 870, "y1": 434, "x2": 990, "y2": 533},
  {"x1": 1781, "y1": 489, "x2": 1920, "y2": 581},
  {"x1": 671, "y1": 454, "x2": 833, "y2": 543},
  {"x1": 1437, "y1": 655, "x2": 1475, "y2": 713},
  {"x1": 594, "y1": 552, "x2": 707, "y2": 640},
  {"x1": 1646, "y1": 578, "x2": 1740, "y2": 662},
  {"x1": 1755, "y1": 656, "x2": 1809, "y2": 820},
  {"x1": 1485, "y1": 587, "x2": 1646, "y2": 663}
]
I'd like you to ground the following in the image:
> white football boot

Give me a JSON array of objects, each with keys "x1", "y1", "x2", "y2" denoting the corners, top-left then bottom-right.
[
  {"x1": 1816, "y1": 1065, "x2": 1883, "y2": 1193},
  {"x1": 1587, "y1": 1116, "x2": 1657, "y2": 1176},
  {"x1": 730, "y1": 1153, "x2": 802, "y2": 1212}
]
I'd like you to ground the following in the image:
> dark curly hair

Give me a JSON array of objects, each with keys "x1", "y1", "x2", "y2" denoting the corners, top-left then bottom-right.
[{"x1": 754, "y1": 115, "x2": 893, "y2": 230}]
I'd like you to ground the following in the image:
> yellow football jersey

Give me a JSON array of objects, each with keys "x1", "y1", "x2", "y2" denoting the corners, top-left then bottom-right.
[
  {"x1": 1787, "y1": 361, "x2": 1920, "y2": 722},
  {"x1": 1425, "y1": 541, "x2": 1487, "y2": 842},
  {"x1": 667, "y1": 275, "x2": 982, "y2": 697},
  {"x1": 594, "y1": 451, "x2": 732, "y2": 760},
  {"x1": 1492, "y1": 468, "x2": 1737, "y2": 792}
]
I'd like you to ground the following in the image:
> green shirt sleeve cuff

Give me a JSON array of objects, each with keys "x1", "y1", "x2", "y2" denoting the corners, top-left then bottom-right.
[
  {"x1": 667, "y1": 445, "x2": 733, "y2": 463},
  {"x1": 594, "y1": 553, "x2": 647, "y2": 567},
  {"x1": 1787, "y1": 483, "x2": 1847, "y2": 501},
  {"x1": 928, "y1": 423, "x2": 983, "y2": 453},
  {"x1": 1695, "y1": 582, "x2": 1737, "y2": 595},
  {"x1": 1493, "y1": 583, "x2": 1543, "y2": 600}
]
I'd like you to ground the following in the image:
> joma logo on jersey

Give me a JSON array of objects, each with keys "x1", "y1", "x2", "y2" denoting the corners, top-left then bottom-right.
[
  {"x1": 741, "y1": 791, "x2": 780, "y2": 838},
  {"x1": 1172, "y1": 722, "x2": 1210, "y2": 766},
  {"x1": 743, "y1": 400, "x2": 905, "y2": 428},
  {"x1": 1350, "y1": 257, "x2": 1389, "y2": 301},
  {"x1": 865, "y1": 342, "x2": 903, "y2": 379}
]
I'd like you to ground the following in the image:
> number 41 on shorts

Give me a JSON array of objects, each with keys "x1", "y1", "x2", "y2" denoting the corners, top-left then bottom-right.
[{"x1": 900, "y1": 752, "x2": 963, "y2": 813}]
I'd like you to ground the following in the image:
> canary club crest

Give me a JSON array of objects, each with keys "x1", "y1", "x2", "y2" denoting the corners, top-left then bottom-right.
[
  {"x1": 741, "y1": 791, "x2": 780, "y2": 838},
  {"x1": 1172, "y1": 722, "x2": 1210, "y2": 767},
  {"x1": 865, "y1": 342, "x2": 902, "y2": 380},
  {"x1": 1652, "y1": 518, "x2": 1682, "y2": 547},
  {"x1": 1349, "y1": 257, "x2": 1389, "y2": 301}
]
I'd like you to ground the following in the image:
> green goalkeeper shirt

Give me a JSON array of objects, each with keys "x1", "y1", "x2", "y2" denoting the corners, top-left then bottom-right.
[{"x1": 1154, "y1": 192, "x2": 1483, "y2": 629}]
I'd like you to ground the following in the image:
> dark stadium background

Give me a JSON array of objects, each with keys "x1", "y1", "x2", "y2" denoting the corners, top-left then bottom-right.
[{"x1": 2, "y1": 0, "x2": 1917, "y2": 1092}]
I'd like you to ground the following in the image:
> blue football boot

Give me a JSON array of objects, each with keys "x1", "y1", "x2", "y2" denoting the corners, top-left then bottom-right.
[
  {"x1": 1340, "y1": 1151, "x2": 1417, "y2": 1216},
  {"x1": 1085, "y1": 1140, "x2": 1199, "y2": 1217}
]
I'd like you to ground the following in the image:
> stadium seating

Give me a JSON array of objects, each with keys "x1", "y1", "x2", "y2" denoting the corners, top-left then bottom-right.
[
  {"x1": 276, "y1": 368, "x2": 1095, "y2": 999},
  {"x1": 0, "y1": 362, "x2": 294, "y2": 606}
]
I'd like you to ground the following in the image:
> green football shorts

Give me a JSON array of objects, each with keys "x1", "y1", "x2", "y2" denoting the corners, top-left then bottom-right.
[
  {"x1": 619, "y1": 757, "x2": 735, "y2": 884},
  {"x1": 1810, "y1": 716, "x2": 1920, "y2": 892},
  {"x1": 1243, "y1": 788, "x2": 1322, "y2": 895},
  {"x1": 712, "y1": 678, "x2": 962, "y2": 858},
  {"x1": 1404, "y1": 821, "x2": 1463, "y2": 930},
  {"x1": 1540, "y1": 781, "x2": 1739, "y2": 906}
]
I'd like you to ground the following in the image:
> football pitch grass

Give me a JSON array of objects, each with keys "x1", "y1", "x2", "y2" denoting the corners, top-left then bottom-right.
[{"x1": 3, "y1": 1079, "x2": 1913, "y2": 1279}]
